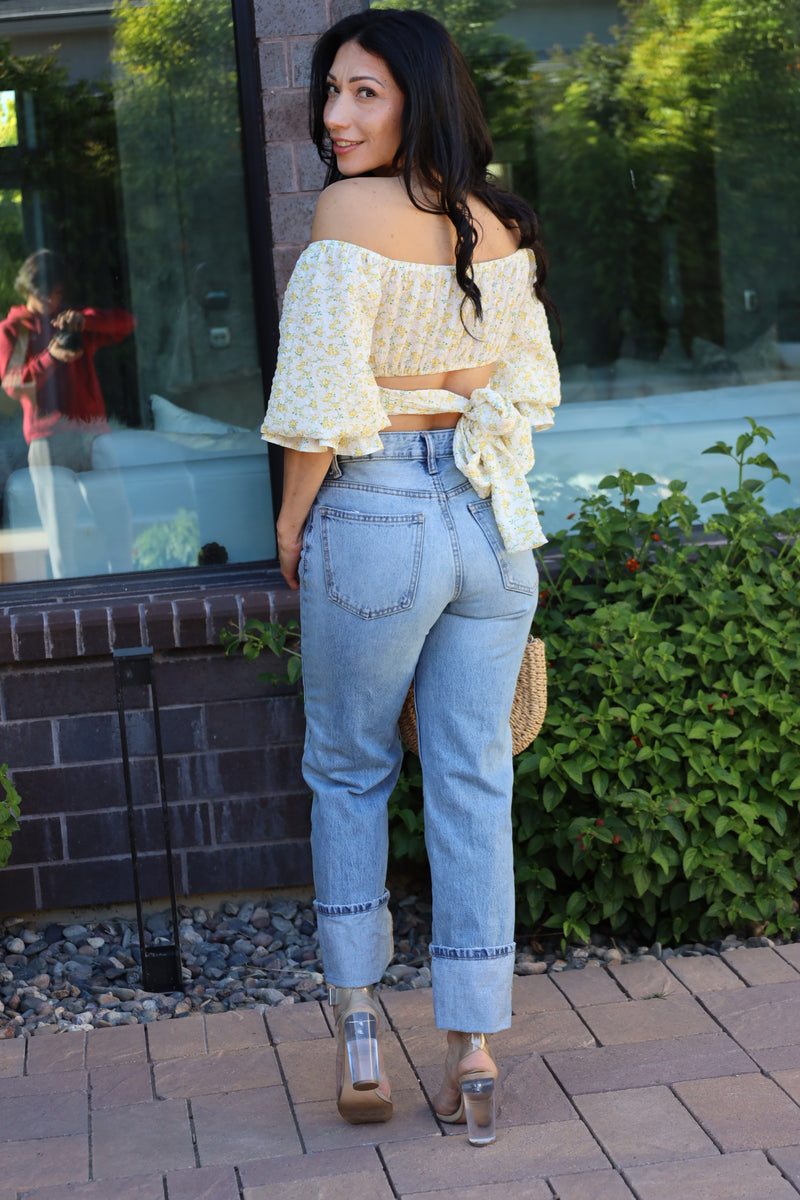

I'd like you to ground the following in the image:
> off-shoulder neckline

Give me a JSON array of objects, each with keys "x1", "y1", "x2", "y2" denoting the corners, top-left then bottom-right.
[{"x1": 306, "y1": 238, "x2": 531, "y2": 270}]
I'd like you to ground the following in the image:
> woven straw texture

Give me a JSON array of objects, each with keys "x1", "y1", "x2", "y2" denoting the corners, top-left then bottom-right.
[{"x1": 399, "y1": 637, "x2": 547, "y2": 757}]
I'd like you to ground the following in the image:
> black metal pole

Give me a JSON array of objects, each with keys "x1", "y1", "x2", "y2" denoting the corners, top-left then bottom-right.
[
  {"x1": 149, "y1": 669, "x2": 183, "y2": 989},
  {"x1": 114, "y1": 650, "x2": 149, "y2": 987},
  {"x1": 113, "y1": 647, "x2": 182, "y2": 994}
]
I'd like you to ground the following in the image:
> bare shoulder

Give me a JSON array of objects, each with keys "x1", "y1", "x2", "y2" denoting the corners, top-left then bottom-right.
[
  {"x1": 469, "y1": 195, "x2": 521, "y2": 260},
  {"x1": 311, "y1": 177, "x2": 407, "y2": 250}
]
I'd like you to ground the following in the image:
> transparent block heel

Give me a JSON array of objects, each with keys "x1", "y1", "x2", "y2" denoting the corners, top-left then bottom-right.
[
  {"x1": 343, "y1": 1010, "x2": 380, "y2": 1090},
  {"x1": 461, "y1": 1074, "x2": 496, "y2": 1146},
  {"x1": 434, "y1": 1032, "x2": 498, "y2": 1145},
  {"x1": 329, "y1": 985, "x2": 393, "y2": 1125}
]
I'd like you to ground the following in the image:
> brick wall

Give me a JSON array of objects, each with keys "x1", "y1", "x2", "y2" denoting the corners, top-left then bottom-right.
[
  {"x1": 0, "y1": 580, "x2": 309, "y2": 914},
  {"x1": 257, "y1": 0, "x2": 367, "y2": 296}
]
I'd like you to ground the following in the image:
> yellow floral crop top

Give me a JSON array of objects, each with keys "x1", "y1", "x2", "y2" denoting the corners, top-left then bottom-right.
[{"x1": 261, "y1": 239, "x2": 560, "y2": 552}]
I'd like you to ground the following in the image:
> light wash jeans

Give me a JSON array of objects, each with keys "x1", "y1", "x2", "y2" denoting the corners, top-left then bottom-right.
[{"x1": 299, "y1": 429, "x2": 538, "y2": 1032}]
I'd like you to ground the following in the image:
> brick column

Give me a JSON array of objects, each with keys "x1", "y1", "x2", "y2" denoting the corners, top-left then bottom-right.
[{"x1": 253, "y1": 0, "x2": 368, "y2": 300}]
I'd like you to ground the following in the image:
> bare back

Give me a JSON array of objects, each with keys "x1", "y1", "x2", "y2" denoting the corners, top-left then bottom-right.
[{"x1": 311, "y1": 176, "x2": 520, "y2": 429}]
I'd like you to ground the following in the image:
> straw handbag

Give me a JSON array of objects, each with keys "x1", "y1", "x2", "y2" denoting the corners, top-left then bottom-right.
[{"x1": 398, "y1": 636, "x2": 547, "y2": 757}]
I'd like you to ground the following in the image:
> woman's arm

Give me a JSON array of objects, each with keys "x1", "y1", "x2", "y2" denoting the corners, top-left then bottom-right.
[{"x1": 276, "y1": 447, "x2": 333, "y2": 589}]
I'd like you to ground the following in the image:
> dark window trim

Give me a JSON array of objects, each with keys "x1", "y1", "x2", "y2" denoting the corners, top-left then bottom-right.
[
  {"x1": 230, "y1": 0, "x2": 284, "y2": 525},
  {"x1": 0, "y1": 0, "x2": 283, "y2": 605}
]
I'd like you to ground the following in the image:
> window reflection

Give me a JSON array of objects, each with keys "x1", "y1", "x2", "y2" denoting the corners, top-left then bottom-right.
[
  {"x1": 373, "y1": 0, "x2": 800, "y2": 529},
  {"x1": 0, "y1": 0, "x2": 273, "y2": 582}
]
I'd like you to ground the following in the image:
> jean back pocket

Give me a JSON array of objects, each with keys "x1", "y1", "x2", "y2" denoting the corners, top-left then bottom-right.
[
  {"x1": 319, "y1": 506, "x2": 424, "y2": 619},
  {"x1": 468, "y1": 499, "x2": 538, "y2": 595}
]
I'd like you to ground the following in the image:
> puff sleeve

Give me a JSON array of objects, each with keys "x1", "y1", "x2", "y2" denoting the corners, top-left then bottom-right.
[
  {"x1": 261, "y1": 241, "x2": 390, "y2": 456},
  {"x1": 487, "y1": 254, "x2": 560, "y2": 431}
]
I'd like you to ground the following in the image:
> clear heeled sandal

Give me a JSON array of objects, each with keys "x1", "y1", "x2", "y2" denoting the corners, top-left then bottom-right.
[
  {"x1": 329, "y1": 985, "x2": 393, "y2": 1124},
  {"x1": 434, "y1": 1032, "x2": 497, "y2": 1145}
]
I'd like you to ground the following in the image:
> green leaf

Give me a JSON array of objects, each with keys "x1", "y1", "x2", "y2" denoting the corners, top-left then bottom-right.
[
  {"x1": 683, "y1": 846, "x2": 703, "y2": 876},
  {"x1": 632, "y1": 865, "x2": 652, "y2": 897}
]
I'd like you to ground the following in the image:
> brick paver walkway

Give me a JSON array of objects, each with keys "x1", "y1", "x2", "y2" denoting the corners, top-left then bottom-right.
[{"x1": 4, "y1": 945, "x2": 800, "y2": 1197}]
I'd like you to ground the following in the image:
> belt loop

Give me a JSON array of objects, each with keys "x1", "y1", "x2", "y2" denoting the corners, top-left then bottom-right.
[
  {"x1": 329, "y1": 452, "x2": 342, "y2": 479},
  {"x1": 423, "y1": 432, "x2": 437, "y2": 475}
]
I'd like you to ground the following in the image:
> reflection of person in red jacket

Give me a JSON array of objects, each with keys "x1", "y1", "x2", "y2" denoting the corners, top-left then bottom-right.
[{"x1": 0, "y1": 249, "x2": 136, "y2": 577}]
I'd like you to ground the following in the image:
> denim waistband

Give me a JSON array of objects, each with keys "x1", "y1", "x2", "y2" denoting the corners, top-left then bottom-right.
[{"x1": 338, "y1": 428, "x2": 456, "y2": 462}]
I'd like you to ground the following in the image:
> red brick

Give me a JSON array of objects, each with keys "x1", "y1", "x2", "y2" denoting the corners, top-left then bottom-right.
[
  {"x1": 192, "y1": 1086, "x2": 300, "y2": 1164},
  {"x1": 265, "y1": 1001, "x2": 331, "y2": 1044},
  {"x1": 626, "y1": 1151, "x2": 796, "y2": 1200},
  {"x1": 511, "y1": 972, "x2": 571, "y2": 1013},
  {"x1": 78, "y1": 606, "x2": 112, "y2": 656},
  {"x1": 549, "y1": 1172, "x2": 636, "y2": 1200},
  {"x1": 723, "y1": 946, "x2": 800, "y2": 986},
  {"x1": 380, "y1": 1121, "x2": 608, "y2": 1191},
  {"x1": 545, "y1": 1032, "x2": 756, "y2": 1096},
  {"x1": 154, "y1": 1047, "x2": 280, "y2": 1100},
  {"x1": 574, "y1": 1085, "x2": 717, "y2": 1168},
  {"x1": 174, "y1": 598, "x2": 208, "y2": 648},
  {"x1": 86, "y1": 1024, "x2": 147, "y2": 1070},
  {"x1": 27, "y1": 1030, "x2": 86, "y2": 1075},
  {"x1": 701, "y1": 983, "x2": 800, "y2": 1050},
  {"x1": 607, "y1": 958, "x2": 688, "y2": 1000},
  {"x1": 552, "y1": 966, "x2": 627, "y2": 1007},
  {"x1": 0, "y1": 1088, "x2": 87, "y2": 1140},
  {"x1": 13, "y1": 610, "x2": 46, "y2": 661},
  {"x1": 92, "y1": 1099, "x2": 195, "y2": 1179},
  {"x1": 2, "y1": 1134, "x2": 89, "y2": 1191},
  {"x1": 146, "y1": 1015, "x2": 206, "y2": 1062},
  {"x1": 204, "y1": 1009, "x2": 271, "y2": 1054},
  {"x1": 46, "y1": 608, "x2": 79, "y2": 658},
  {"x1": 165, "y1": 1164, "x2": 241, "y2": 1200},
  {"x1": 90, "y1": 1063, "x2": 153, "y2": 1109},
  {"x1": 578, "y1": 996, "x2": 716, "y2": 1046},
  {"x1": 674, "y1": 1074, "x2": 800, "y2": 1151},
  {"x1": 294, "y1": 1085, "x2": 435, "y2": 1153},
  {"x1": 665, "y1": 953, "x2": 744, "y2": 992}
]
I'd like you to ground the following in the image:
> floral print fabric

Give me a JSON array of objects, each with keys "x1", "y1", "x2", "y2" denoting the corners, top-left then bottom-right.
[{"x1": 261, "y1": 239, "x2": 560, "y2": 551}]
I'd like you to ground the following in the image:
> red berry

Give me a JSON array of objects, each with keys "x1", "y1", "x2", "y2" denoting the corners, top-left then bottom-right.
[
  {"x1": 596, "y1": 818, "x2": 604, "y2": 826},
  {"x1": 612, "y1": 834, "x2": 621, "y2": 844}
]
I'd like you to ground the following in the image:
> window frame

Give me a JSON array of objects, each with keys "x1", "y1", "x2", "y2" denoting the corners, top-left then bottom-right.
[{"x1": 0, "y1": 0, "x2": 283, "y2": 598}]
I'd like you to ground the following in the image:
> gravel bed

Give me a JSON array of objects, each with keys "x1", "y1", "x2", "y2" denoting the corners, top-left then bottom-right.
[{"x1": 0, "y1": 884, "x2": 792, "y2": 1037}]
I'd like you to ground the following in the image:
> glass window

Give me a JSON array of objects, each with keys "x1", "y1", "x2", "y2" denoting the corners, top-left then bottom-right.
[
  {"x1": 0, "y1": 0, "x2": 274, "y2": 583},
  {"x1": 373, "y1": 0, "x2": 800, "y2": 532}
]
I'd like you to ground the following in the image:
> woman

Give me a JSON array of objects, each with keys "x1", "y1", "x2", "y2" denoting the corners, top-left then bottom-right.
[{"x1": 261, "y1": 9, "x2": 559, "y2": 1144}]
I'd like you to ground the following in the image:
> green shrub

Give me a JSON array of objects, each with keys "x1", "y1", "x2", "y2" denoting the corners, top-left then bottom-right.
[
  {"x1": 514, "y1": 419, "x2": 799, "y2": 944},
  {"x1": 224, "y1": 421, "x2": 800, "y2": 945},
  {"x1": 0, "y1": 765, "x2": 21, "y2": 869}
]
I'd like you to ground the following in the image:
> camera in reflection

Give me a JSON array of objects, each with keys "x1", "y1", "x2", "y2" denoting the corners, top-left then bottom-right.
[{"x1": 54, "y1": 330, "x2": 83, "y2": 352}]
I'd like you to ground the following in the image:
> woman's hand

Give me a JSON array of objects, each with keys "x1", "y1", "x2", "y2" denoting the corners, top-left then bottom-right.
[
  {"x1": 52, "y1": 309, "x2": 86, "y2": 333},
  {"x1": 48, "y1": 339, "x2": 84, "y2": 364},
  {"x1": 275, "y1": 447, "x2": 334, "y2": 590},
  {"x1": 277, "y1": 527, "x2": 304, "y2": 590}
]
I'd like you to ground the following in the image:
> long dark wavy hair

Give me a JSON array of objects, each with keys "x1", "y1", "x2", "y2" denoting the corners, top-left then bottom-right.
[{"x1": 309, "y1": 8, "x2": 555, "y2": 327}]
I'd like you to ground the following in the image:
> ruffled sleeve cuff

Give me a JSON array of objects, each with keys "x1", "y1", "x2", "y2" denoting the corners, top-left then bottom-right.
[{"x1": 261, "y1": 241, "x2": 387, "y2": 456}]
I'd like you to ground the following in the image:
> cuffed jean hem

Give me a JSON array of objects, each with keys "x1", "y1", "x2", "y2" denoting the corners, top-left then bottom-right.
[
  {"x1": 313, "y1": 890, "x2": 393, "y2": 988},
  {"x1": 430, "y1": 943, "x2": 516, "y2": 1033}
]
